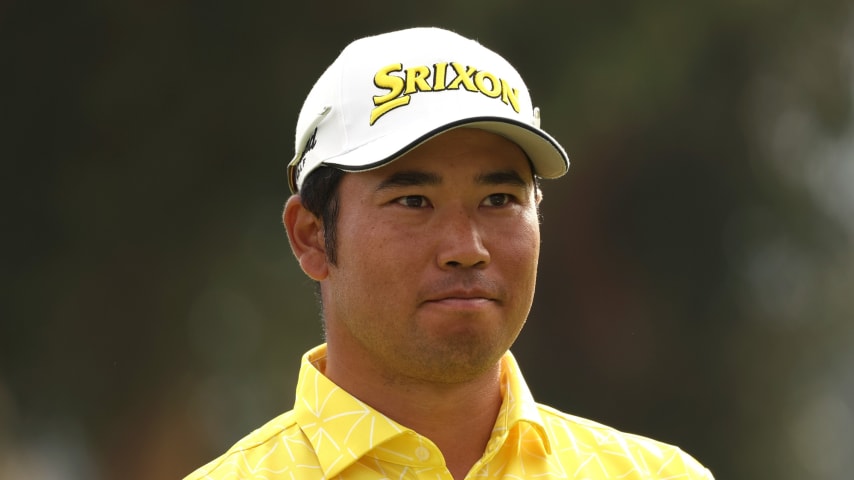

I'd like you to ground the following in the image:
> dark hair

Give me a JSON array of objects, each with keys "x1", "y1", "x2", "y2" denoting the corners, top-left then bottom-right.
[{"x1": 298, "y1": 167, "x2": 346, "y2": 265}]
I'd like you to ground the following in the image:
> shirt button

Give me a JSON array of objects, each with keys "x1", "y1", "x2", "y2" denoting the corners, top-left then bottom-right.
[{"x1": 415, "y1": 446, "x2": 430, "y2": 461}]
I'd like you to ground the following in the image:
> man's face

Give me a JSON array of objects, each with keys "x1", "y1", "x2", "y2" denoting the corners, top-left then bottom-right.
[{"x1": 321, "y1": 128, "x2": 541, "y2": 384}]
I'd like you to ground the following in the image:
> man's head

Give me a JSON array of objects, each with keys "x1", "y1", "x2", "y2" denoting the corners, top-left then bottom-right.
[
  {"x1": 283, "y1": 27, "x2": 569, "y2": 383},
  {"x1": 287, "y1": 127, "x2": 545, "y2": 383},
  {"x1": 287, "y1": 27, "x2": 568, "y2": 263}
]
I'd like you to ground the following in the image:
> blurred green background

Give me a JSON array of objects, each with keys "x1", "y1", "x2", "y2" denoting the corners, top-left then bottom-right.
[{"x1": 2, "y1": 1, "x2": 853, "y2": 479}]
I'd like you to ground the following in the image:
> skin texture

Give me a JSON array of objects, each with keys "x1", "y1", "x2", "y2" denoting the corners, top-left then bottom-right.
[{"x1": 284, "y1": 128, "x2": 542, "y2": 479}]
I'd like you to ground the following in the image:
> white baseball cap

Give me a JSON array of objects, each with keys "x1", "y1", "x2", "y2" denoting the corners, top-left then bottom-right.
[{"x1": 287, "y1": 27, "x2": 569, "y2": 193}]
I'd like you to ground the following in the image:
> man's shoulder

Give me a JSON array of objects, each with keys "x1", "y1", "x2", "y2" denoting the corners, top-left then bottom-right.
[
  {"x1": 534, "y1": 403, "x2": 714, "y2": 479},
  {"x1": 183, "y1": 409, "x2": 307, "y2": 480}
]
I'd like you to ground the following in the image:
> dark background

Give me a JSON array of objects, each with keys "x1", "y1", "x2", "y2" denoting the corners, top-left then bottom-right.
[{"x1": 2, "y1": 1, "x2": 853, "y2": 479}]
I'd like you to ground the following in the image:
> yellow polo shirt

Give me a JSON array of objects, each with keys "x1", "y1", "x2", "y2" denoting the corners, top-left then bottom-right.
[{"x1": 185, "y1": 344, "x2": 713, "y2": 479}]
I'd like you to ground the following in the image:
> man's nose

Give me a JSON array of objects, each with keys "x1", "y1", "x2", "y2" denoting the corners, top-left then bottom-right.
[{"x1": 435, "y1": 207, "x2": 491, "y2": 269}]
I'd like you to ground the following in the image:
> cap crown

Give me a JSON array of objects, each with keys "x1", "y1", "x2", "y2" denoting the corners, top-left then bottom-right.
[{"x1": 288, "y1": 27, "x2": 567, "y2": 192}]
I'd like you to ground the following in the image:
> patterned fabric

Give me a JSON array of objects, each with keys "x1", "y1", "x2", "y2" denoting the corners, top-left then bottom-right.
[{"x1": 185, "y1": 344, "x2": 714, "y2": 479}]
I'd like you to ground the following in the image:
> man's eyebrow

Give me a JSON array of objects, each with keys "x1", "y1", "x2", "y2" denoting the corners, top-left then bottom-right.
[
  {"x1": 475, "y1": 169, "x2": 530, "y2": 188},
  {"x1": 375, "y1": 170, "x2": 442, "y2": 191}
]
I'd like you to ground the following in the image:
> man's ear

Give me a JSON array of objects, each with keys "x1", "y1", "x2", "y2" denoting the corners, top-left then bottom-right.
[{"x1": 283, "y1": 195, "x2": 329, "y2": 281}]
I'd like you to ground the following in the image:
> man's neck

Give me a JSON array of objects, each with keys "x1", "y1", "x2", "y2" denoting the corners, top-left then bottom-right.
[{"x1": 324, "y1": 349, "x2": 505, "y2": 480}]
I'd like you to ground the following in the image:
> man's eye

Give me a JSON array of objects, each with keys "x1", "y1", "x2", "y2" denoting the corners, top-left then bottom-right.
[
  {"x1": 482, "y1": 193, "x2": 512, "y2": 207},
  {"x1": 396, "y1": 195, "x2": 430, "y2": 208}
]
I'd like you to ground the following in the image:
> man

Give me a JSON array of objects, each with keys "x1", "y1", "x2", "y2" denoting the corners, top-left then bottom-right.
[{"x1": 185, "y1": 27, "x2": 714, "y2": 480}]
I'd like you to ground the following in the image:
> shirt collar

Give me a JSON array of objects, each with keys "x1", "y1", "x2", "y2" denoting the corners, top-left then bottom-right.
[
  {"x1": 495, "y1": 349, "x2": 552, "y2": 454},
  {"x1": 292, "y1": 345, "x2": 408, "y2": 477},
  {"x1": 292, "y1": 344, "x2": 550, "y2": 478}
]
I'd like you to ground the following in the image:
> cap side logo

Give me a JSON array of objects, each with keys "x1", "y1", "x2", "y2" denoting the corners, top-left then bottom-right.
[
  {"x1": 370, "y1": 62, "x2": 521, "y2": 125},
  {"x1": 293, "y1": 127, "x2": 318, "y2": 186}
]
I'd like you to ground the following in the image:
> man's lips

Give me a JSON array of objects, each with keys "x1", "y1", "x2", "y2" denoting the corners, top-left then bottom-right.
[{"x1": 422, "y1": 288, "x2": 498, "y2": 305}]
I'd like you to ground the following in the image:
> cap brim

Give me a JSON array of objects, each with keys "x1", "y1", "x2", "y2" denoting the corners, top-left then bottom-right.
[{"x1": 321, "y1": 117, "x2": 569, "y2": 180}]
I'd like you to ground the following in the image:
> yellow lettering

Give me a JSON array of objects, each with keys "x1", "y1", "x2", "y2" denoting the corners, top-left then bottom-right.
[
  {"x1": 370, "y1": 96, "x2": 410, "y2": 125},
  {"x1": 432, "y1": 63, "x2": 447, "y2": 91},
  {"x1": 500, "y1": 78, "x2": 520, "y2": 113},
  {"x1": 474, "y1": 71, "x2": 501, "y2": 98},
  {"x1": 448, "y1": 62, "x2": 477, "y2": 91},
  {"x1": 372, "y1": 63, "x2": 408, "y2": 125},
  {"x1": 370, "y1": 62, "x2": 522, "y2": 125},
  {"x1": 405, "y1": 65, "x2": 432, "y2": 94},
  {"x1": 373, "y1": 63, "x2": 405, "y2": 104}
]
